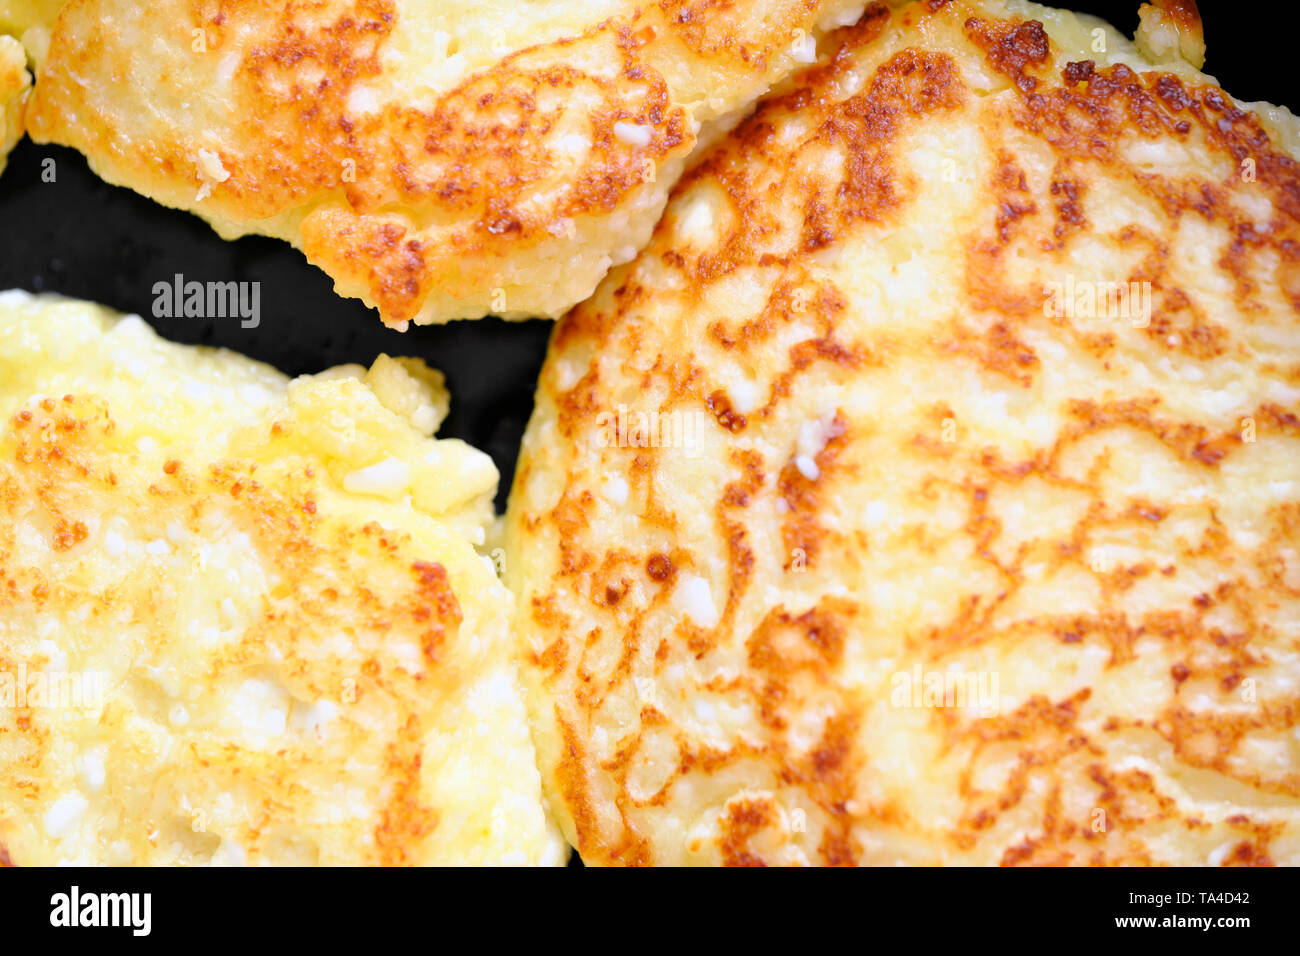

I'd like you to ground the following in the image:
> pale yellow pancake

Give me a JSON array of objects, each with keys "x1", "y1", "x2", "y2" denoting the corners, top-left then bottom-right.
[{"x1": 0, "y1": 291, "x2": 565, "y2": 865}]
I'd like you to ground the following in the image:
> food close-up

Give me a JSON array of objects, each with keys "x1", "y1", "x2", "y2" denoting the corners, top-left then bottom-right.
[{"x1": 0, "y1": 0, "x2": 1297, "y2": 880}]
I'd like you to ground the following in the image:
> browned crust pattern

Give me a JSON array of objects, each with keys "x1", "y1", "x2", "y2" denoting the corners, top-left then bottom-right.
[
  {"x1": 0, "y1": 395, "x2": 465, "y2": 864},
  {"x1": 511, "y1": 1, "x2": 1300, "y2": 865},
  {"x1": 24, "y1": 0, "x2": 862, "y2": 324}
]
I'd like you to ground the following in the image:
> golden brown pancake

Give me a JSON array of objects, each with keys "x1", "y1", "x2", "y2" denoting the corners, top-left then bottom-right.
[
  {"x1": 505, "y1": 0, "x2": 1300, "y2": 865},
  {"x1": 17, "y1": 0, "x2": 868, "y2": 327},
  {"x1": 0, "y1": 34, "x2": 28, "y2": 176}
]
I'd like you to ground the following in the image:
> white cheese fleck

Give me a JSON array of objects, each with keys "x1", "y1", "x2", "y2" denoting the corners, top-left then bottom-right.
[
  {"x1": 410, "y1": 403, "x2": 439, "y2": 436},
  {"x1": 677, "y1": 198, "x2": 716, "y2": 243},
  {"x1": 197, "y1": 148, "x2": 230, "y2": 183},
  {"x1": 601, "y1": 476, "x2": 629, "y2": 506},
  {"x1": 556, "y1": 133, "x2": 590, "y2": 157},
  {"x1": 548, "y1": 217, "x2": 576, "y2": 238},
  {"x1": 211, "y1": 838, "x2": 248, "y2": 868},
  {"x1": 614, "y1": 122, "x2": 654, "y2": 148},
  {"x1": 78, "y1": 748, "x2": 107, "y2": 793},
  {"x1": 674, "y1": 575, "x2": 719, "y2": 629},
  {"x1": 343, "y1": 458, "x2": 412, "y2": 498},
  {"x1": 347, "y1": 85, "x2": 379, "y2": 115},
  {"x1": 1208, "y1": 840, "x2": 1236, "y2": 867},
  {"x1": 790, "y1": 33, "x2": 818, "y2": 63},
  {"x1": 292, "y1": 699, "x2": 340, "y2": 738},
  {"x1": 555, "y1": 359, "x2": 583, "y2": 391},
  {"x1": 194, "y1": 148, "x2": 230, "y2": 201},
  {"x1": 796, "y1": 410, "x2": 840, "y2": 476},
  {"x1": 44, "y1": 792, "x2": 88, "y2": 838}
]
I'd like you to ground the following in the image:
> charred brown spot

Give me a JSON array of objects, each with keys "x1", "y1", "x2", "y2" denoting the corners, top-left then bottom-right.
[
  {"x1": 707, "y1": 390, "x2": 747, "y2": 433},
  {"x1": 646, "y1": 553, "x2": 674, "y2": 581},
  {"x1": 965, "y1": 17, "x2": 1051, "y2": 92},
  {"x1": 1062, "y1": 60, "x2": 1095, "y2": 86}
]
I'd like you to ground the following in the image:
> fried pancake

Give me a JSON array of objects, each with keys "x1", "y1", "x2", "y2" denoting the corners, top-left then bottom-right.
[
  {"x1": 505, "y1": 0, "x2": 1300, "y2": 865},
  {"x1": 0, "y1": 291, "x2": 565, "y2": 865},
  {"x1": 0, "y1": 35, "x2": 28, "y2": 176},
  {"x1": 19, "y1": 0, "x2": 868, "y2": 327},
  {"x1": 0, "y1": 0, "x2": 64, "y2": 32}
]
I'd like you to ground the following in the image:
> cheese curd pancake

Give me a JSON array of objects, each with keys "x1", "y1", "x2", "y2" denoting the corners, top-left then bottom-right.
[
  {"x1": 13, "y1": 0, "x2": 869, "y2": 327},
  {"x1": 0, "y1": 34, "x2": 27, "y2": 176},
  {"x1": 0, "y1": 291, "x2": 565, "y2": 865},
  {"x1": 505, "y1": 0, "x2": 1300, "y2": 865}
]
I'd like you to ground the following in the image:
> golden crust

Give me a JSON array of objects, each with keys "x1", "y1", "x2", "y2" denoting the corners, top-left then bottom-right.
[
  {"x1": 0, "y1": 35, "x2": 28, "y2": 176},
  {"x1": 22, "y1": 0, "x2": 868, "y2": 326},
  {"x1": 506, "y1": 0, "x2": 1300, "y2": 865},
  {"x1": 0, "y1": 292, "x2": 564, "y2": 865}
]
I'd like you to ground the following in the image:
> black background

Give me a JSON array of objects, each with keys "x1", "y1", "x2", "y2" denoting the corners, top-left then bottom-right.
[
  {"x1": 1, "y1": 1, "x2": 1293, "y2": 510},
  {"x1": 1, "y1": 864, "x2": 1277, "y2": 939}
]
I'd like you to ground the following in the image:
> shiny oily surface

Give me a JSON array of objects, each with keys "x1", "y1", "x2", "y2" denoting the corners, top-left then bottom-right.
[{"x1": 507, "y1": 0, "x2": 1300, "y2": 865}]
